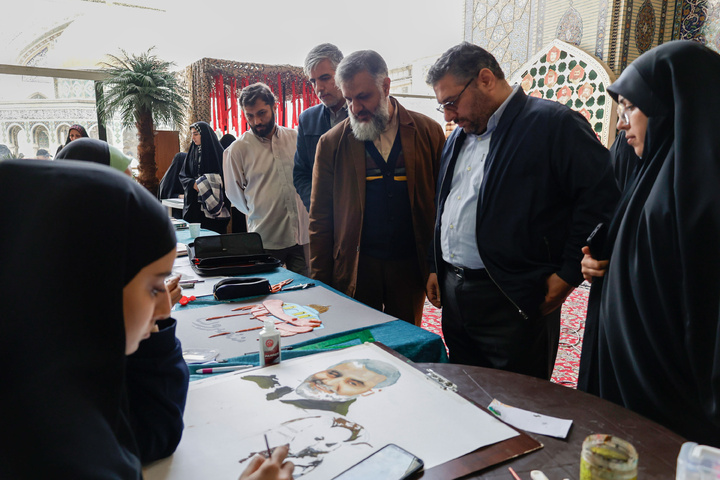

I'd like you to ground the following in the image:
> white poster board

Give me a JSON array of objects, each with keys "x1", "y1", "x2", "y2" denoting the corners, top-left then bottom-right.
[
  {"x1": 144, "y1": 343, "x2": 517, "y2": 479},
  {"x1": 173, "y1": 287, "x2": 395, "y2": 360}
]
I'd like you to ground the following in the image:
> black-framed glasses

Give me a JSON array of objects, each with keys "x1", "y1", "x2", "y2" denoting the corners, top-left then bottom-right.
[{"x1": 436, "y1": 78, "x2": 474, "y2": 113}]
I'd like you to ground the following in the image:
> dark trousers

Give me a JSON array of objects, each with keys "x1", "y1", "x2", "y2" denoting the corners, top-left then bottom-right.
[
  {"x1": 265, "y1": 244, "x2": 309, "y2": 277},
  {"x1": 354, "y1": 254, "x2": 426, "y2": 325},
  {"x1": 440, "y1": 264, "x2": 560, "y2": 380}
]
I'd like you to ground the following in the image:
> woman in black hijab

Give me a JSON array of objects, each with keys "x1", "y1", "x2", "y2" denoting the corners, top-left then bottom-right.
[
  {"x1": 159, "y1": 152, "x2": 187, "y2": 199},
  {"x1": 55, "y1": 123, "x2": 89, "y2": 155},
  {"x1": 0, "y1": 159, "x2": 188, "y2": 477},
  {"x1": 179, "y1": 121, "x2": 230, "y2": 234},
  {"x1": 578, "y1": 41, "x2": 720, "y2": 446}
]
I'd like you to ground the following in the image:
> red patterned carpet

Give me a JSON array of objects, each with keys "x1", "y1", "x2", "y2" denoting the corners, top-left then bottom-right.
[{"x1": 420, "y1": 283, "x2": 589, "y2": 388}]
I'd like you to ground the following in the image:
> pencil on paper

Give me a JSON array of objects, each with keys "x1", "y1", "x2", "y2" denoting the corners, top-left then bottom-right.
[{"x1": 264, "y1": 433, "x2": 272, "y2": 457}]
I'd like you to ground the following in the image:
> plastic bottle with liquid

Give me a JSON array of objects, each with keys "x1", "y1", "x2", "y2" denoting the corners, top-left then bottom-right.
[
  {"x1": 676, "y1": 442, "x2": 720, "y2": 479},
  {"x1": 259, "y1": 319, "x2": 281, "y2": 367}
]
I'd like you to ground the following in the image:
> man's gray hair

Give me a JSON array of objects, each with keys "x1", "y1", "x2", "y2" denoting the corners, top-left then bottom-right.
[
  {"x1": 330, "y1": 359, "x2": 401, "y2": 389},
  {"x1": 304, "y1": 43, "x2": 344, "y2": 78},
  {"x1": 426, "y1": 42, "x2": 505, "y2": 86},
  {"x1": 239, "y1": 82, "x2": 276, "y2": 109},
  {"x1": 336, "y1": 50, "x2": 388, "y2": 89}
]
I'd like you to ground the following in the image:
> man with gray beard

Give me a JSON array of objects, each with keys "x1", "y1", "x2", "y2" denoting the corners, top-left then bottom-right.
[{"x1": 309, "y1": 50, "x2": 445, "y2": 325}]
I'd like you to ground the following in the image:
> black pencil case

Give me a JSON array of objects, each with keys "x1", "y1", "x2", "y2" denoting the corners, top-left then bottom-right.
[
  {"x1": 213, "y1": 277, "x2": 271, "y2": 300},
  {"x1": 188, "y1": 233, "x2": 281, "y2": 276}
]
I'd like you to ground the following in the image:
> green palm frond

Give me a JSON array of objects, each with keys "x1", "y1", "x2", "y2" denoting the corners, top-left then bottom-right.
[{"x1": 98, "y1": 48, "x2": 188, "y2": 128}]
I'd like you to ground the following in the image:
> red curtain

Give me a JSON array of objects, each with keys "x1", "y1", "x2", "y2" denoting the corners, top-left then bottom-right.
[{"x1": 210, "y1": 73, "x2": 315, "y2": 135}]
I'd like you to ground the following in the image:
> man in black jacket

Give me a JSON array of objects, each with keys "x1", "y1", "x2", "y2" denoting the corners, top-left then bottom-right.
[
  {"x1": 293, "y1": 43, "x2": 348, "y2": 211},
  {"x1": 425, "y1": 43, "x2": 619, "y2": 379}
]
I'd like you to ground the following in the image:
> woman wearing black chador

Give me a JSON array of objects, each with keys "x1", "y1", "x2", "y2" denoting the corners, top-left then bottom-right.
[{"x1": 179, "y1": 121, "x2": 231, "y2": 233}]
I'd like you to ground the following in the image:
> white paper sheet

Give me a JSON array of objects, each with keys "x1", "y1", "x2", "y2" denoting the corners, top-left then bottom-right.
[
  {"x1": 144, "y1": 344, "x2": 518, "y2": 480},
  {"x1": 171, "y1": 287, "x2": 395, "y2": 360},
  {"x1": 488, "y1": 399, "x2": 572, "y2": 439}
]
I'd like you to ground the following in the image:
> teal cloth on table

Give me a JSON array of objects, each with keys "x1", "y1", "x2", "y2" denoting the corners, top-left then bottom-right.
[
  {"x1": 188, "y1": 321, "x2": 448, "y2": 381},
  {"x1": 175, "y1": 230, "x2": 448, "y2": 381},
  {"x1": 175, "y1": 227, "x2": 217, "y2": 245}
]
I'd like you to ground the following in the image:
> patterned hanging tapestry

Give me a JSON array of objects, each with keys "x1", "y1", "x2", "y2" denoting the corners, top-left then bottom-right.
[{"x1": 185, "y1": 58, "x2": 318, "y2": 139}]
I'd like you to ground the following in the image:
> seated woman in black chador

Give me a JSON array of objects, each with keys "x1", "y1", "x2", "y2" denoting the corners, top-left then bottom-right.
[
  {"x1": 179, "y1": 121, "x2": 231, "y2": 234},
  {"x1": 0, "y1": 160, "x2": 294, "y2": 479},
  {"x1": 578, "y1": 40, "x2": 720, "y2": 447},
  {"x1": 0, "y1": 159, "x2": 188, "y2": 477}
]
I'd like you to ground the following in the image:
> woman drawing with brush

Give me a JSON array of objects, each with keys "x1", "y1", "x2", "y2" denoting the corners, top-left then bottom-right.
[{"x1": 0, "y1": 159, "x2": 292, "y2": 478}]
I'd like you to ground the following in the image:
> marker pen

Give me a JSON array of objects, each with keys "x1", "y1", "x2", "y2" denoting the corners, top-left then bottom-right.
[{"x1": 195, "y1": 365, "x2": 254, "y2": 374}]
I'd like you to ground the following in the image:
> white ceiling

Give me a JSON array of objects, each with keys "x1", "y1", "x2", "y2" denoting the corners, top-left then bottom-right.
[{"x1": 2, "y1": 0, "x2": 465, "y2": 71}]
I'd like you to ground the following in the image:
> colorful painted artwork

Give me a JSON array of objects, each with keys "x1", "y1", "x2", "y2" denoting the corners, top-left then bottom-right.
[{"x1": 510, "y1": 39, "x2": 617, "y2": 147}]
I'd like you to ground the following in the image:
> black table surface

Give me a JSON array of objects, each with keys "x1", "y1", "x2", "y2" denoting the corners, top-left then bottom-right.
[{"x1": 416, "y1": 363, "x2": 685, "y2": 479}]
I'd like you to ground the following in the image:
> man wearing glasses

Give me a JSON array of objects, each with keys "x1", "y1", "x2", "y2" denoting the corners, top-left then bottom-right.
[
  {"x1": 425, "y1": 42, "x2": 619, "y2": 379},
  {"x1": 309, "y1": 50, "x2": 445, "y2": 326}
]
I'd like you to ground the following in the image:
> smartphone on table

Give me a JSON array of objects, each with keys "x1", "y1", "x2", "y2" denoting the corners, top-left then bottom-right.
[{"x1": 332, "y1": 443, "x2": 424, "y2": 480}]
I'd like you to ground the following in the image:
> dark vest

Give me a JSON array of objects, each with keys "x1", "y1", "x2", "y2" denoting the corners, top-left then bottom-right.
[{"x1": 360, "y1": 132, "x2": 415, "y2": 259}]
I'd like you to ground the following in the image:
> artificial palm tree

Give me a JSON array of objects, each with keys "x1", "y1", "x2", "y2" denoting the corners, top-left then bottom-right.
[{"x1": 98, "y1": 48, "x2": 187, "y2": 195}]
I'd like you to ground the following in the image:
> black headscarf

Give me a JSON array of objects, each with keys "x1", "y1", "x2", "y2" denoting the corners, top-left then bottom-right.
[
  {"x1": 220, "y1": 133, "x2": 237, "y2": 150},
  {"x1": 579, "y1": 41, "x2": 720, "y2": 446},
  {"x1": 178, "y1": 121, "x2": 228, "y2": 229},
  {"x1": 158, "y1": 152, "x2": 187, "y2": 200},
  {"x1": 56, "y1": 137, "x2": 109, "y2": 163},
  {"x1": 0, "y1": 159, "x2": 176, "y2": 477},
  {"x1": 609, "y1": 131, "x2": 640, "y2": 193},
  {"x1": 55, "y1": 137, "x2": 132, "y2": 173},
  {"x1": 180, "y1": 121, "x2": 224, "y2": 180}
]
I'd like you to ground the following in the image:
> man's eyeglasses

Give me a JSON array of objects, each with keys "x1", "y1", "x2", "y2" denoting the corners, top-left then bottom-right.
[
  {"x1": 437, "y1": 78, "x2": 474, "y2": 113},
  {"x1": 616, "y1": 103, "x2": 635, "y2": 125}
]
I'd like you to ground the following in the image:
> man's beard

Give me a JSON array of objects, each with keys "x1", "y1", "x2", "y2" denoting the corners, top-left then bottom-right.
[
  {"x1": 348, "y1": 96, "x2": 390, "y2": 142},
  {"x1": 295, "y1": 379, "x2": 355, "y2": 403},
  {"x1": 250, "y1": 111, "x2": 276, "y2": 138}
]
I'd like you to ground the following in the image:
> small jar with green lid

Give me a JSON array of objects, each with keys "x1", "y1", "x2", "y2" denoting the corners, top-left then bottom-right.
[{"x1": 580, "y1": 434, "x2": 638, "y2": 480}]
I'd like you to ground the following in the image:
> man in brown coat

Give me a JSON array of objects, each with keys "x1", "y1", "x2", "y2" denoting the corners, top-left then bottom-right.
[{"x1": 309, "y1": 50, "x2": 445, "y2": 325}]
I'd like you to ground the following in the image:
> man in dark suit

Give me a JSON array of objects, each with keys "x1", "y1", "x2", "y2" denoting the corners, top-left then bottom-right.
[
  {"x1": 425, "y1": 42, "x2": 619, "y2": 379},
  {"x1": 293, "y1": 44, "x2": 348, "y2": 211}
]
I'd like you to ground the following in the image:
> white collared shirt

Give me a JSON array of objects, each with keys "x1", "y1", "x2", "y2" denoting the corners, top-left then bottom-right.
[
  {"x1": 223, "y1": 126, "x2": 309, "y2": 249},
  {"x1": 441, "y1": 85, "x2": 520, "y2": 268}
]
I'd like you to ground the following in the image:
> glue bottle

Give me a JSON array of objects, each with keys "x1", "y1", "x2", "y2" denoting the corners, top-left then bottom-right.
[{"x1": 259, "y1": 319, "x2": 281, "y2": 367}]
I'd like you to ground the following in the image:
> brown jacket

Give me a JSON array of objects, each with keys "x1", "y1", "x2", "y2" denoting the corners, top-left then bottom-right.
[{"x1": 309, "y1": 98, "x2": 445, "y2": 296}]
